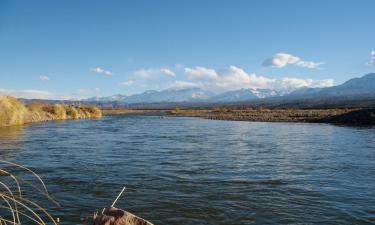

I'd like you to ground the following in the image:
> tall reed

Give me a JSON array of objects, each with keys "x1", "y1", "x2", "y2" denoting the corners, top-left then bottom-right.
[
  {"x1": 0, "y1": 160, "x2": 60, "y2": 225},
  {"x1": 0, "y1": 96, "x2": 27, "y2": 126},
  {"x1": 0, "y1": 96, "x2": 102, "y2": 127}
]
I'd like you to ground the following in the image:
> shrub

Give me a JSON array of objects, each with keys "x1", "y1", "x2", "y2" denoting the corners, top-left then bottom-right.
[
  {"x1": 82, "y1": 105, "x2": 102, "y2": 118},
  {"x1": 27, "y1": 101, "x2": 44, "y2": 111},
  {"x1": 171, "y1": 107, "x2": 181, "y2": 114},
  {"x1": 45, "y1": 104, "x2": 67, "y2": 120},
  {"x1": 65, "y1": 105, "x2": 80, "y2": 119},
  {"x1": 1, "y1": 97, "x2": 102, "y2": 127},
  {"x1": 0, "y1": 96, "x2": 27, "y2": 126}
]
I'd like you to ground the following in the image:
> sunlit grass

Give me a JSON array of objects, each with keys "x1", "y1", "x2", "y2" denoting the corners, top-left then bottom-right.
[
  {"x1": 0, "y1": 96, "x2": 27, "y2": 127},
  {"x1": 0, "y1": 95, "x2": 102, "y2": 127}
]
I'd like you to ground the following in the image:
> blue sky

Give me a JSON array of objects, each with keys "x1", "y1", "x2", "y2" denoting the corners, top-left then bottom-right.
[{"x1": 0, "y1": 0, "x2": 374, "y2": 99}]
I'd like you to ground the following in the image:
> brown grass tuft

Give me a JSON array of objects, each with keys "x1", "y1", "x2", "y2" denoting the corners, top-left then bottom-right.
[
  {"x1": 0, "y1": 96, "x2": 27, "y2": 126},
  {"x1": 0, "y1": 95, "x2": 102, "y2": 127}
]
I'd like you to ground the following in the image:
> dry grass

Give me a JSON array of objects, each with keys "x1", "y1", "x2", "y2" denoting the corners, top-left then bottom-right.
[
  {"x1": 166, "y1": 107, "x2": 355, "y2": 122},
  {"x1": 0, "y1": 96, "x2": 28, "y2": 127},
  {"x1": 0, "y1": 96, "x2": 103, "y2": 127},
  {"x1": 65, "y1": 105, "x2": 79, "y2": 119},
  {"x1": 0, "y1": 160, "x2": 60, "y2": 225},
  {"x1": 82, "y1": 105, "x2": 102, "y2": 118}
]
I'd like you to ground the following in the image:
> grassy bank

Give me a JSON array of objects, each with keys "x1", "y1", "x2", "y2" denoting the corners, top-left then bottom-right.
[{"x1": 0, "y1": 96, "x2": 102, "y2": 127}]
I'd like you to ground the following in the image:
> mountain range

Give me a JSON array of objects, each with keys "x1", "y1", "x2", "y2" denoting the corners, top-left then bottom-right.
[{"x1": 85, "y1": 73, "x2": 375, "y2": 104}]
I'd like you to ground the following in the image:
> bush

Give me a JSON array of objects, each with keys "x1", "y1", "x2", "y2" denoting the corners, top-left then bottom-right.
[
  {"x1": 40, "y1": 104, "x2": 68, "y2": 120},
  {"x1": 82, "y1": 105, "x2": 102, "y2": 118},
  {"x1": 65, "y1": 105, "x2": 80, "y2": 119},
  {"x1": 27, "y1": 101, "x2": 44, "y2": 111},
  {"x1": 0, "y1": 96, "x2": 27, "y2": 126},
  {"x1": 1, "y1": 97, "x2": 102, "y2": 127}
]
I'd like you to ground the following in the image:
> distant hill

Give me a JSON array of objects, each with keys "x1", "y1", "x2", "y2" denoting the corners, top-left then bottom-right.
[
  {"x1": 210, "y1": 88, "x2": 282, "y2": 102},
  {"x1": 318, "y1": 73, "x2": 375, "y2": 96},
  {"x1": 86, "y1": 88, "x2": 215, "y2": 103},
  {"x1": 19, "y1": 73, "x2": 375, "y2": 109},
  {"x1": 288, "y1": 73, "x2": 375, "y2": 98}
]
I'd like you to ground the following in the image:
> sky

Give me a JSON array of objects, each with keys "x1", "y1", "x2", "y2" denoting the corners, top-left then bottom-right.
[{"x1": 0, "y1": 0, "x2": 374, "y2": 99}]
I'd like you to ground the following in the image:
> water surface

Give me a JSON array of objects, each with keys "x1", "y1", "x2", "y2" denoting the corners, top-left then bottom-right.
[{"x1": 0, "y1": 116, "x2": 374, "y2": 224}]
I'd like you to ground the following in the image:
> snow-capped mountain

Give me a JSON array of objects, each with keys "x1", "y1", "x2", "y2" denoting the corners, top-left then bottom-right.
[
  {"x1": 85, "y1": 88, "x2": 286, "y2": 103},
  {"x1": 123, "y1": 88, "x2": 214, "y2": 103},
  {"x1": 84, "y1": 73, "x2": 375, "y2": 104},
  {"x1": 288, "y1": 73, "x2": 375, "y2": 98},
  {"x1": 211, "y1": 88, "x2": 282, "y2": 102},
  {"x1": 86, "y1": 94, "x2": 127, "y2": 102},
  {"x1": 86, "y1": 88, "x2": 215, "y2": 103}
]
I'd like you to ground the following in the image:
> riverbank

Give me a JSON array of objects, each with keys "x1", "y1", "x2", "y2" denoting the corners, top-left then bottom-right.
[
  {"x1": 102, "y1": 108, "x2": 167, "y2": 116},
  {"x1": 103, "y1": 107, "x2": 375, "y2": 125},
  {"x1": 0, "y1": 96, "x2": 102, "y2": 127},
  {"x1": 169, "y1": 108, "x2": 354, "y2": 122}
]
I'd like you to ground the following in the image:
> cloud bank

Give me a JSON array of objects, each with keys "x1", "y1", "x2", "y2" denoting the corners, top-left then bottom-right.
[
  {"x1": 133, "y1": 67, "x2": 176, "y2": 78},
  {"x1": 178, "y1": 65, "x2": 333, "y2": 92},
  {"x1": 0, "y1": 89, "x2": 52, "y2": 99},
  {"x1": 262, "y1": 53, "x2": 323, "y2": 69}
]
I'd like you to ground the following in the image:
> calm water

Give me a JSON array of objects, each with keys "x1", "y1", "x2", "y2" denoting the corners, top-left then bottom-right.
[{"x1": 0, "y1": 116, "x2": 374, "y2": 225}]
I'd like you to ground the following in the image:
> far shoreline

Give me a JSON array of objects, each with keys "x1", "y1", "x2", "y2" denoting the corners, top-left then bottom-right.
[{"x1": 102, "y1": 107, "x2": 375, "y2": 126}]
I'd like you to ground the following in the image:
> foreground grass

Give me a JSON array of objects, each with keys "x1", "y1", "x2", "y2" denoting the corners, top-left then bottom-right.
[
  {"x1": 0, "y1": 160, "x2": 60, "y2": 225},
  {"x1": 0, "y1": 96, "x2": 28, "y2": 126},
  {"x1": 0, "y1": 96, "x2": 102, "y2": 127}
]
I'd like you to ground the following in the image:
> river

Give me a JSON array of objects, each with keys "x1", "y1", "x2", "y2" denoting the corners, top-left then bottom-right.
[{"x1": 0, "y1": 116, "x2": 374, "y2": 224}]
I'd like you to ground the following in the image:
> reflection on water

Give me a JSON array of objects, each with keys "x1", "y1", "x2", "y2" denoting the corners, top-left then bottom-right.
[
  {"x1": 0, "y1": 117, "x2": 374, "y2": 225},
  {"x1": 0, "y1": 124, "x2": 24, "y2": 139},
  {"x1": 0, "y1": 125, "x2": 24, "y2": 150}
]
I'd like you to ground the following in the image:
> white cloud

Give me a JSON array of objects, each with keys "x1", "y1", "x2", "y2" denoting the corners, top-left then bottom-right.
[
  {"x1": 184, "y1": 66, "x2": 218, "y2": 79},
  {"x1": 369, "y1": 50, "x2": 375, "y2": 65},
  {"x1": 278, "y1": 77, "x2": 334, "y2": 89},
  {"x1": 0, "y1": 88, "x2": 103, "y2": 100},
  {"x1": 262, "y1": 53, "x2": 323, "y2": 69},
  {"x1": 0, "y1": 89, "x2": 52, "y2": 99},
  {"x1": 180, "y1": 65, "x2": 333, "y2": 92},
  {"x1": 134, "y1": 68, "x2": 175, "y2": 78},
  {"x1": 78, "y1": 89, "x2": 90, "y2": 94},
  {"x1": 160, "y1": 68, "x2": 176, "y2": 77},
  {"x1": 119, "y1": 80, "x2": 134, "y2": 86},
  {"x1": 91, "y1": 67, "x2": 112, "y2": 76},
  {"x1": 39, "y1": 75, "x2": 50, "y2": 81},
  {"x1": 215, "y1": 66, "x2": 274, "y2": 89},
  {"x1": 71, "y1": 88, "x2": 102, "y2": 99},
  {"x1": 172, "y1": 80, "x2": 202, "y2": 89}
]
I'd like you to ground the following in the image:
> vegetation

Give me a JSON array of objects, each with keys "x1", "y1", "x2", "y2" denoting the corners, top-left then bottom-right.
[
  {"x1": 0, "y1": 96, "x2": 28, "y2": 126},
  {"x1": 318, "y1": 108, "x2": 375, "y2": 125},
  {"x1": 0, "y1": 160, "x2": 60, "y2": 224},
  {"x1": 102, "y1": 107, "x2": 364, "y2": 124},
  {"x1": 0, "y1": 96, "x2": 102, "y2": 127},
  {"x1": 167, "y1": 107, "x2": 355, "y2": 122},
  {"x1": 58, "y1": 104, "x2": 375, "y2": 125}
]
